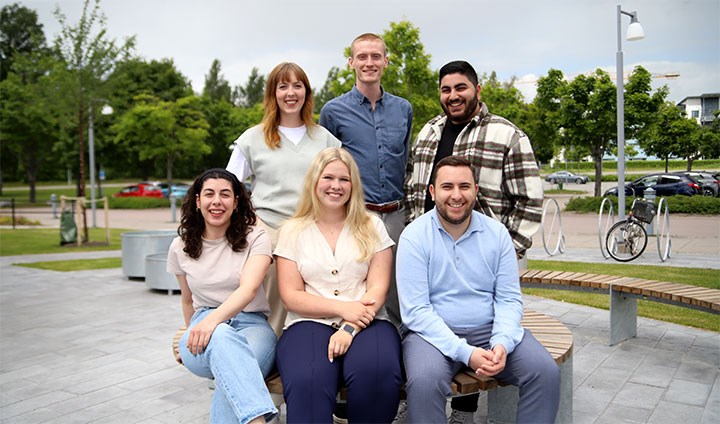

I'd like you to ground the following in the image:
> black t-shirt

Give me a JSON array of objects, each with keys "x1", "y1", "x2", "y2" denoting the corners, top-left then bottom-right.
[{"x1": 424, "y1": 120, "x2": 467, "y2": 212}]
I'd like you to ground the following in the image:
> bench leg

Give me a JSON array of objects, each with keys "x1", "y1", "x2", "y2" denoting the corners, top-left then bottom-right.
[
  {"x1": 487, "y1": 357, "x2": 573, "y2": 424},
  {"x1": 610, "y1": 289, "x2": 637, "y2": 345}
]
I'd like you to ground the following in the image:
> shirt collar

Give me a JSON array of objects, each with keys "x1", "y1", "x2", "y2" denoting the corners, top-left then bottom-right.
[
  {"x1": 350, "y1": 85, "x2": 385, "y2": 105},
  {"x1": 430, "y1": 208, "x2": 484, "y2": 242}
]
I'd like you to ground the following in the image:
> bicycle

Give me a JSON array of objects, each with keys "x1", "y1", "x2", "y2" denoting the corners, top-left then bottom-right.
[{"x1": 605, "y1": 198, "x2": 657, "y2": 262}]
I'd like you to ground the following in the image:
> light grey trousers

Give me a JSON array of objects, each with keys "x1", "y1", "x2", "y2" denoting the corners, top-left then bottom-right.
[{"x1": 402, "y1": 323, "x2": 560, "y2": 423}]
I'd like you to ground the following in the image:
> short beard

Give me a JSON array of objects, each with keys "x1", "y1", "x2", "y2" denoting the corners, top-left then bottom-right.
[{"x1": 437, "y1": 205, "x2": 473, "y2": 226}]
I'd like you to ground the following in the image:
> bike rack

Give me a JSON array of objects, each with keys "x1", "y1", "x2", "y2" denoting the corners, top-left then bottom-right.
[
  {"x1": 598, "y1": 197, "x2": 615, "y2": 259},
  {"x1": 541, "y1": 198, "x2": 565, "y2": 256},
  {"x1": 656, "y1": 197, "x2": 671, "y2": 261}
]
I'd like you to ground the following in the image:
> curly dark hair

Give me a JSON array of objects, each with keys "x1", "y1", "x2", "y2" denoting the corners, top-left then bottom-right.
[{"x1": 178, "y1": 168, "x2": 256, "y2": 259}]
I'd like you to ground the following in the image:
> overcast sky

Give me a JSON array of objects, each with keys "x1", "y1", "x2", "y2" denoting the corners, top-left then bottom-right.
[{"x1": 13, "y1": 0, "x2": 720, "y2": 104}]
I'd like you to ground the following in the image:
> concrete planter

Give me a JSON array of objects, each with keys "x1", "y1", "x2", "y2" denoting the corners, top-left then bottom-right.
[
  {"x1": 121, "y1": 230, "x2": 177, "y2": 278},
  {"x1": 145, "y1": 253, "x2": 179, "y2": 294}
]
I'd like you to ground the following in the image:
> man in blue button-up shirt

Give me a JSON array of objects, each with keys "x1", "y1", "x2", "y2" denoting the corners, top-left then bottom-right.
[
  {"x1": 320, "y1": 32, "x2": 413, "y2": 327},
  {"x1": 396, "y1": 156, "x2": 559, "y2": 424}
]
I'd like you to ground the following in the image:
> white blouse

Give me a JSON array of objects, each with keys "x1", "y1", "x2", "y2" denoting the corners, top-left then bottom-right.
[{"x1": 274, "y1": 214, "x2": 394, "y2": 329}]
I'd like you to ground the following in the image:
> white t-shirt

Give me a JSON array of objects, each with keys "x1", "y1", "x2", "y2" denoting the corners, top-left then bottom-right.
[
  {"x1": 274, "y1": 214, "x2": 395, "y2": 329},
  {"x1": 167, "y1": 226, "x2": 272, "y2": 315},
  {"x1": 278, "y1": 125, "x2": 306, "y2": 145}
]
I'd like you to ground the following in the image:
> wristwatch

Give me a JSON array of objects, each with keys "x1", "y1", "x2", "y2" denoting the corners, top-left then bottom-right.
[{"x1": 340, "y1": 323, "x2": 356, "y2": 337}]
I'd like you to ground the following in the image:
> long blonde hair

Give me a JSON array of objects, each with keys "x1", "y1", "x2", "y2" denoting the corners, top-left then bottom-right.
[
  {"x1": 261, "y1": 62, "x2": 316, "y2": 149},
  {"x1": 284, "y1": 148, "x2": 379, "y2": 262}
]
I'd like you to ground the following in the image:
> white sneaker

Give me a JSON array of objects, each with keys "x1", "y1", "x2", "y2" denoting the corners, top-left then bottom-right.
[
  {"x1": 448, "y1": 409, "x2": 474, "y2": 424},
  {"x1": 392, "y1": 400, "x2": 408, "y2": 424}
]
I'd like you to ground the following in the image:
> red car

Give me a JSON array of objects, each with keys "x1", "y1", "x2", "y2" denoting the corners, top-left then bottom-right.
[{"x1": 113, "y1": 183, "x2": 164, "y2": 198}]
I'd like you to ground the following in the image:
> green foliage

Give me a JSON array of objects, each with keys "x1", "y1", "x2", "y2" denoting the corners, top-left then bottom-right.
[
  {"x1": 564, "y1": 195, "x2": 720, "y2": 215},
  {"x1": 233, "y1": 67, "x2": 265, "y2": 108},
  {"x1": 202, "y1": 59, "x2": 231, "y2": 103},
  {"x1": 112, "y1": 94, "x2": 210, "y2": 181},
  {"x1": 0, "y1": 2, "x2": 46, "y2": 81},
  {"x1": 0, "y1": 215, "x2": 41, "y2": 225},
  {"x1": 107, "y1": 196, "x2": 170, "y2": 209}
]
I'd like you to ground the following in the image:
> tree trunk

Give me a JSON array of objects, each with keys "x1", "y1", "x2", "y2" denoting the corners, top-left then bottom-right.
[
  {"x1": 593, "y1": 152, "x2": 604, "y2": 197},
  {"x1": 166, "y1": 155, "x2": 174, "y2": 183},
  {"x1": 664, "y1": 157, "x2": 669, "y2": 172},
  {"x1": 78, "y1": 105, "x2": 86, "y2": 198}
]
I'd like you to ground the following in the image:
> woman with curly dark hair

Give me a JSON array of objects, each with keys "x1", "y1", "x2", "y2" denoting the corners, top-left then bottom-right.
[{"x1": 167, "y1": 168, "x2": 277, "y2": 424}]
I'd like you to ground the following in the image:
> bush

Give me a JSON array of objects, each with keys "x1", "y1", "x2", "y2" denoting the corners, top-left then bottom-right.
[
  {"x1": 564, "y1": 195, "x2": 720, "y2": 215},
  {"x1": 107, "y1": 197, "x2": 171, "y2": 209}
]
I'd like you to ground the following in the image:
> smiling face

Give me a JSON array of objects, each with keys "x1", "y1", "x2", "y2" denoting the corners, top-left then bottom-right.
[
  {"x1": 439, "y1": 72, "x2": 481, "y2": 125},
  {"x1": 195, "y1": 178, "x2": 238, "y2": 236},
  {"x1": 429, "y1": 165, "x2": 478, "y2": 229},
  {"x1": 349, "y1": 38, "x2": 388, "y2": 86},
  {"x1": 315, "y1": 159, "x2": 352, "y2": 211},
  {"x1": 275, "y1": 72, "x2": 306, "y2": 121}
]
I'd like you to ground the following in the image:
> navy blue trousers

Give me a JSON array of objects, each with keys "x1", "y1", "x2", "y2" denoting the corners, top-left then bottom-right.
[{"x1": 276, "y1": 320, "x2": 402, "y2": 423}]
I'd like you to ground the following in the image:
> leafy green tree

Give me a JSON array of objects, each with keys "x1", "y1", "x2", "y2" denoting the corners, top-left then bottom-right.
[
  {"x1": 479, "y1": 72, "x2": 526, "y2": 124},
  {"x1": 645, "y1": 102, "x2": 697, "y2": 171},
  {"x1": 0, "y1": 3, "x2": 46, "y2": 82},
  {"x1": 52, "y1": 0, "x2": 135, "y2": 198},
  {"x1": 557, "y1": 70, "x2": 616, "y2": 196},
  {"x1": 112, "y1": 95, "x2": 211, "y2": 181},
  {"x1": 0, "y1": 52, "x2": 71, "y2": 202},
  {"x1": 0, "y1": 2, "x2": 49, "y2": 194},
  {"x1": 203, "y1": 59, "x2": 232, "y2": 103},
  {"x1": 528, "y1": 69, "x2": 567, "y2": 165},
  {"x1": 233, "y1": 66, "x2": 266, "y2": 108},
  {"x1": 696, "y1": 112, "x2": 720, "y2": 159}
]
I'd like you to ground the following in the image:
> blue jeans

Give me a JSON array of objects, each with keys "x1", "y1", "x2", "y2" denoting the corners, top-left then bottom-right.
[
  {"x1": 276, "y1": 320, "x2": 403, "y2": 423},
  {"x1": 180, "y1": 308, "x2": 278, "y2": 423}
]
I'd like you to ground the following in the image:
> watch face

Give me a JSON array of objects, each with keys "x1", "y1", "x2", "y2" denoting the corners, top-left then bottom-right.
[{"x1": 342, "y1": 324, "x2": 355, "y2": 335}]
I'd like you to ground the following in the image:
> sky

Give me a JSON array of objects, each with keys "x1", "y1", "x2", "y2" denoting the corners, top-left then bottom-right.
[{"x1": 11, "y1": 0, "x2": 720, "y2": 104}]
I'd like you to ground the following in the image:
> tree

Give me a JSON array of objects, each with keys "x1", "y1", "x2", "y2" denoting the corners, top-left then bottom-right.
[
  {"x1": 645, "y1": 102, "x2": 697, "y2": 171},
  {"x1": 0, "y1": 3, "x2": 45, "y2": 82},
  {"x1": 113, "y1": 95, "x2": 211, "y2": 181},
  {"x1": 479, "y1": 72, "x2": 526, "y2": 124},
  {"x1": 203, "y1": 59, "x2": 232, "y2": 103},
  {"x1": 557, "y1": 70, "x2": 616, "y2": 196},
  {"x1": 0, "y1": 52, "x2": 71, "y2": 202},
  {"x1": 529, "y1": 69, "x2": 567, "y2": 165},
  {"x1": 52, "y1": 0, "x2": 135, "y2": 199},
  {"x1": 233, "y1": 67, "x2": 266, "y2": 108}
]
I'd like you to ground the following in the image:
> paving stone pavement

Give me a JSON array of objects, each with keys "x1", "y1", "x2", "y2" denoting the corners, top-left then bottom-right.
[
  {"x1": 1, "y1": 201, "x2": 718, "y2": 423},
  {"x1": 1, "y1": 251, "x2": 717, "y2": 423}
]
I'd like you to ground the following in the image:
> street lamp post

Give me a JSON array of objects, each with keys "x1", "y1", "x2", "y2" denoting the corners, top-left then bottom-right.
[
  {"x1": 88, "y1": 101, "x2": 113, "y2": 228},
  {"x1": 616, "y1": 3, "x2": 645, "y2": 221}
]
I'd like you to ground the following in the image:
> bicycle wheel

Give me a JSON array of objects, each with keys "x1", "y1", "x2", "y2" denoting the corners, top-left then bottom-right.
[{"x1": 605, "y1": 220, "x2": 648, "y2": 262}]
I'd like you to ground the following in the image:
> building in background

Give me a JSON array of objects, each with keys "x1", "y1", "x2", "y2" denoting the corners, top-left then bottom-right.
[{"x1": 677, "y1": 93, "x2": 720, "y2": 126}]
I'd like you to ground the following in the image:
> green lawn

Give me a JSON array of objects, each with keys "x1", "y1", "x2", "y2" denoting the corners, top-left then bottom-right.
[
  {"x1": 0, "y1": 227, "x2": 132, "y2": 256},
  {"x1": 16, "y1": 257, "x2": 122, "y2": 271}
]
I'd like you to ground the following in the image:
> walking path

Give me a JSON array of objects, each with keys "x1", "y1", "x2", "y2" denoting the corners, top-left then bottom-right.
[{"x1": 1, "y1": 196, "x2": 718, "y2": 423}]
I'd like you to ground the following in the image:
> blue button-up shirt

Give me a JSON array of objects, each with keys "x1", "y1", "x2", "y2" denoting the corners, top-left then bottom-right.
[
  {"x1": 320, "y1": 86, "x2": 413, "y2": 204},
  {"x1": 396, "y1": 209, "x2": 524, "y2": 365}
]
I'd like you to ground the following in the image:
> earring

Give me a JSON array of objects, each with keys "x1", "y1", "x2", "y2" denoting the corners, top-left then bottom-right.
[{"x1": 196, "y1": 207, "x2": 200, "y2": 212}]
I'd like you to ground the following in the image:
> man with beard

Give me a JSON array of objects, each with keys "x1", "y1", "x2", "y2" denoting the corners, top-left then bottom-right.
[
  {"x1": 396, "y1": 156, "x2": 559, "y2": 424},
  {"x1": 402, "y1": 60, "x2": 544, "y2": 422}
]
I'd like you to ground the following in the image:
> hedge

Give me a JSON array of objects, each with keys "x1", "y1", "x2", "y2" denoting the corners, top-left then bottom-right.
[{"x1": 564, "y1": 195, "x2": 720, "y2": 215}]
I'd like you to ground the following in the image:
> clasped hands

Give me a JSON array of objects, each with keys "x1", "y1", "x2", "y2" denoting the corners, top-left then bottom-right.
[
  {"x1": 469, "y1": 344, "x2": 507, "y2": 377},
  {"x1": 327, "y1": 299, "x2": 376, "y2": 363}
]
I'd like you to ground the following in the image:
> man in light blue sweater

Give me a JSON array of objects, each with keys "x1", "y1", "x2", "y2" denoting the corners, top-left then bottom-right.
[{"x1": 396, "y1": 156, "x2": 560, "y2": 423}]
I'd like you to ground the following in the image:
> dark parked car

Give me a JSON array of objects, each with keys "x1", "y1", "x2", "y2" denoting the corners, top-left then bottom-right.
[
  {"x1": 113, "y1": 183, "x2": 164, "y2": 198},
  {"x1": 603, "y1": 172, "x2": 701, "y2": 197},
  {"x1": 675, "y1": 171, "x2": 719, "y2": 197},
  {"x1": 545, "y1": 170, "x2": 589, "y2": 184}
]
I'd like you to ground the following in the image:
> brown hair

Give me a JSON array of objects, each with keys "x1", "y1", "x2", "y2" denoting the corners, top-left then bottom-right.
[
  {"x1": 261, "y1": 62, "x2": 316, "y2": 149},
  {"x1": 350, "y1": 33, "x2": 387, "y2": 57}
]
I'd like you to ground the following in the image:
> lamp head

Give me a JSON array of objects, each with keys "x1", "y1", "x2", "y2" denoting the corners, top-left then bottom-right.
[
  {"x1": 626, "y1": 13, "x2": 645, "y2": 41},
  {"x1": 101, "y1": 105, "x2": 114, "y2": 115}
]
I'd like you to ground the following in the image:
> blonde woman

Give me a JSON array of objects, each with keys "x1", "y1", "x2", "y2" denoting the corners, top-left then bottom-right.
[
  {"x1": 274, "y1": 148, "x2": 402, "y2": 423},
  {"x1": 227, "y1": 62, "x2": 341, "y2": 335}
]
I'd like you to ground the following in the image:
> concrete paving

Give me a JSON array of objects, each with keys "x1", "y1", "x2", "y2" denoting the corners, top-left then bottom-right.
[{"x1": 1, "y1": 196, "x2": 718, "y2": 423}]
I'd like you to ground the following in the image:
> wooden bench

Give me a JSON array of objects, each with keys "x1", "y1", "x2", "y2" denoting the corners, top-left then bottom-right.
[
  {"x1": 172, "y1": 309, "x2": 574, "y2": 423},
  {"x1": 520, "y1": 269, "x2": 720, "y2": 345}
]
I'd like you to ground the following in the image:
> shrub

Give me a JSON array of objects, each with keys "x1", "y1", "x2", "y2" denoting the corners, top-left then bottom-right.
[
  {"x1": 564, "y1": 195, "x2": 720, "y2": 215},
  {"x1": 108, "y1": 197, "x2": 171, "y2": 209}
]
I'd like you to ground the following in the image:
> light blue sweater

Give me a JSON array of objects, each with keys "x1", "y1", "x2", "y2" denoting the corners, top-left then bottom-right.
[{"x1": 396, "y1": 209, "x2": 524, "y2": 366}]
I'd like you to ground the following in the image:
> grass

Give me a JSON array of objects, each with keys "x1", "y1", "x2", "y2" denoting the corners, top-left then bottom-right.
[
  {"x1": 0, "y1": 227, "x2": 133, "y2": 256},
  {"x1": 525, "y1": 260, "x2": 720, "y2": 332},
  {"x1": 544, "y1": 189, "x2": 586, "y2": 195},
  {"x1": 16, "y1": 257, "x2": 122, "y2": 271},
  {"x1": 0, "y1": 216, "x2": 41, "y2": 226}
]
